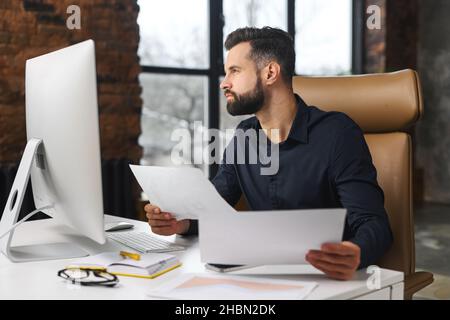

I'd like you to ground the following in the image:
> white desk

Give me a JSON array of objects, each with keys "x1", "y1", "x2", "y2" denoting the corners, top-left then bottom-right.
[{"x1": 0, "y1": 215, "x2": 404, "y2": 300}]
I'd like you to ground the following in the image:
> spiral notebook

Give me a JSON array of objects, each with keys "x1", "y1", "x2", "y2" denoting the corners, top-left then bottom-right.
[{"x1": 66, "y1": 252, "x2": 181, "y2": 279}]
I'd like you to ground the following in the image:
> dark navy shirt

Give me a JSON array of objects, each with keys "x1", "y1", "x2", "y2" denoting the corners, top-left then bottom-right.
[{"x1": 187, "y1": 94, "x2": 392, "y2": 269}]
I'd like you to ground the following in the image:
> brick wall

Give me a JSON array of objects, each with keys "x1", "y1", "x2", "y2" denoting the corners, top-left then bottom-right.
[{"x1": 0, "y1": 0, "x2": 142, "y2": 164}]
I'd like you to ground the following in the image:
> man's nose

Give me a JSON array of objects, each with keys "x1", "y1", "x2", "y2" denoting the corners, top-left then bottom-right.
[{"x1": 220, "y1": 78, "x2": 231, "y2": 90}]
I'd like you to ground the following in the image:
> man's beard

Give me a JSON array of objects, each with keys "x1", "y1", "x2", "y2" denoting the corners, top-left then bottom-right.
[{"x1": 226, "y1": 77, "x2": 265, "y2": 116}]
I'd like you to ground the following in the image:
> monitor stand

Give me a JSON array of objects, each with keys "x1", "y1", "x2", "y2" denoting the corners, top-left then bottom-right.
[{"x1": 0, "y1": 138, "x2": 88, "y2": 262}]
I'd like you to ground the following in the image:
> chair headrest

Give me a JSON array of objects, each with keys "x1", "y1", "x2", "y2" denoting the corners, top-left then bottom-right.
[{"x1": 292, "y1": 69, "x2": 423, "y2": 133}]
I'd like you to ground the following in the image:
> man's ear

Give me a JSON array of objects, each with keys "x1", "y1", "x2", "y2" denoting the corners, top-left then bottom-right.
[{"x1": 263, "y1": 61, "x2": 281, "y2": 86}]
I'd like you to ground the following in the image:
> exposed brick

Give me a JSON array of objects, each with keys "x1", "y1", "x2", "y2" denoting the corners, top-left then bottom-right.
[
  {"x1": 0, "y1": 43, "x2": 17, "y2": 55},
  {"x1": 22, "y1": 0, "x2": 55, "y2": 12},
  {"x1": 0, "y1": 107, "x2": 26, "y2": 163},
  {"x1": 11, "y1": 34, "x2": 30, "y2": 46},
  {"x1": 0, "y1": 0, "x2": 142, "y2": 165},
  {"x1": 0, "y1": 32, "x2": 12, "y2": 44},
  {"x1": 0, "y1": 2, "x2": 14, "y2": 10},
  {"x1": 0, "y1": 54, "x2": 12, "y2": 66},
  {"x1": 35, "y1": 13, "x2": 65, "y2": 25},
  {"x1": 0, "y1": 80, "x2": 21, "y2": 104}
]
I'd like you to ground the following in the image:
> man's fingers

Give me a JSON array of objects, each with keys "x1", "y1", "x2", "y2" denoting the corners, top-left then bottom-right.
[
  {"x1": 307, "y1": 258, "x2": 343, "y2": 276},
  {"x1": 146, "y1": 212, "x2": 173, "y2": 221},
  {"x1": 306, "y1": 254, "x2": 353, "y2": 274},
  {"x1": 144, "y1": 204, "x2": 175, "y2": 217},
  {"x1": 306, "y1": 242, "x2": 360, "y2": 281},
  {"x1": 152, "y1": 226, "x2": 177, "y2": 236},
  {"x1": 320, "y1": 243, "x2": 358, "y2": 256},
  {"x1": 307, "y1": 258, "x2": 352, "y2": 280},
  {"x1": 148, "y1": 218, "x2": 176, "y2": 227},
  {"x1": 314, "y1": 265, "x2": 351, "y2": 281},
  {"x1": 144, "y1": 204, "x2": 160, "y2": 213},
  {"x1": 307, "y1": 251, "x2": 356, "y2": 269},
  {"x1": 145, "y1": 204, "x2": 178, "y2": 236}
]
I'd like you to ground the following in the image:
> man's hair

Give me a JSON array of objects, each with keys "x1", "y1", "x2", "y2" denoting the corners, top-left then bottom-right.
[{"x1": 224, "y1": 26, "x2": 295, "y2": 84}]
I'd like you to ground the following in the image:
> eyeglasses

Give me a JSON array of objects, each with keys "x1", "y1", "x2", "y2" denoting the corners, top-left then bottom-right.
[{"x1": 58, "y1": 268, "x2": 119, "y2": 287}]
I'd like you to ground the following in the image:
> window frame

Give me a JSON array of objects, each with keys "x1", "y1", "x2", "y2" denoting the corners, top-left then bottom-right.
[{"x1": 138, "y1": 0, "x2": 363, "y2": 178}]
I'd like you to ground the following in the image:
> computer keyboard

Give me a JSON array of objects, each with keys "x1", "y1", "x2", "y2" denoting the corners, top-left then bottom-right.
[{"x1": 107, "y1": 231, "x2": 185, "y2": 253}]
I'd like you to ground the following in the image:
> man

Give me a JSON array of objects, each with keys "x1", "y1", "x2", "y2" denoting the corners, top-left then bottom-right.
[{"x1": 145, "y1": 27, "x2": 393, "y2": 281}]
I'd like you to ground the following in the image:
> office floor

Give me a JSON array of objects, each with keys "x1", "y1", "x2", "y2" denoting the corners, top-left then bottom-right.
[{"x1": 413, "y1": 202, "x2": 450, "y2": 300}]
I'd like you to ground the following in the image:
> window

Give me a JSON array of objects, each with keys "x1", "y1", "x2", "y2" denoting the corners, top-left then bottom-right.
[
  {"x1": 223, "y1": 0, "x2": 287, "y2": 61},
  {"x1": 220, "y1": 0, "x2": 288, "y2": 132},
  {"x1": 138, "y1": 74, "x2": 207, "y2": 167},
  {"x1": 137, "y1": 0, "x2": 356, "y2": 177},
  {"x1": 137, "y1": 0, "x2": 209, "y2": 172},
  {"x1": 138, "y1": 0, "x2": 208, "y2": 69},
  {"x1": 295, "y1": 0, "x2": 352, "y2": 75}
]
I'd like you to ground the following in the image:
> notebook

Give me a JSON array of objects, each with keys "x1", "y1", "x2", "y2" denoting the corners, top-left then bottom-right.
[{"x1": 66, "y1": 252, "x2": 182, "y2": 279}]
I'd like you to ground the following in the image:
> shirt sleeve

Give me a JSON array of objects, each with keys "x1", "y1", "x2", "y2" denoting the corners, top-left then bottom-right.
[
  {"x1": 210, "y1": 145, "x2": 243, "y2": 207},
  {"x1": 182, "y1": 140, "x2": 242, "y2": 236},
  {"x1": 329, "y1": 122, "x2": 393, "y2": 269}
]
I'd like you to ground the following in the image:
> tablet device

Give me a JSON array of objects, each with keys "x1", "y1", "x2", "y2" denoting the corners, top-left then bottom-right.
[{"x1": 205, "y1": 263, "x2": 252, "y2": 273}]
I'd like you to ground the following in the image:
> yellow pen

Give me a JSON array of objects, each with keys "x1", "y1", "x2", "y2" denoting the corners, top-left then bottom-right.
[{"x1": 120, "y1": 251, "x2": 141, "y2": 261}]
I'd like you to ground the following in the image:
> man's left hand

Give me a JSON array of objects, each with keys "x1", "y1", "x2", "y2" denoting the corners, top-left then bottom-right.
[{"x1": 305, "y1": 241, "x2": 361, "y2": 281}]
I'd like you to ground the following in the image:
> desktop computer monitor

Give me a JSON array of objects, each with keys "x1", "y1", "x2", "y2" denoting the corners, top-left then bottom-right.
[{"x1": 0, "y1": 40, "x2": 105, "y2": 262}]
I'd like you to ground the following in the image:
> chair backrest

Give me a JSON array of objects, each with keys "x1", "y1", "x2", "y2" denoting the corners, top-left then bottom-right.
[{"x1": 292, "y1": 69, "x2": 423, "y2": 275}]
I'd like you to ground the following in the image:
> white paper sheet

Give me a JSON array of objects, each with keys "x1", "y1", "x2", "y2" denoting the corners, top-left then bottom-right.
[
  {"x1": 130, "y1": 165, "x2": 236, "y2": 220},
  {"x1": 200, "y1": 208, "x2": 347, "y2": 265},
  {"x1": 130, "y1": 164, "x2": 346, "y2": 266},
  {"x1": 147, "y1": 273, "x2": 318, "y2": 300}
]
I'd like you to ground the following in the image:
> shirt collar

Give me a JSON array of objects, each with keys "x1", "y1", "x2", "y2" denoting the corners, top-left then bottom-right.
[
  {"x1": 246, "y1": 93, "x2": 309, "y2": 144},
  {"x1": 287, "y1": 94, "x2": 309, "y2": 143}
]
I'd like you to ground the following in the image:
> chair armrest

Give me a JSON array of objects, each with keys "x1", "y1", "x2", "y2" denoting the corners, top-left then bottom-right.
[{"x1": 404, "y1": 271, "x2": 434, "y2": 299}]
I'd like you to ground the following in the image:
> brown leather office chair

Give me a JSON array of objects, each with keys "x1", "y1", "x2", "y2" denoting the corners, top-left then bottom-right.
[{"x1": 289, "y1": 69, "x2": 433, "y2": 299}]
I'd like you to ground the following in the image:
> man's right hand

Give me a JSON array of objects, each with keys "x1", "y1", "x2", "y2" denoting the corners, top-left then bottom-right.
[{"x1": 144, "y1": 204, "x2": 190, "y2": 236}]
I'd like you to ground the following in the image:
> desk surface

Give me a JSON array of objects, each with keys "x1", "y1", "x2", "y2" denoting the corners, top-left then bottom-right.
[{"x1": 0, "y1": 215, "x2": 404, "y2": 300}]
